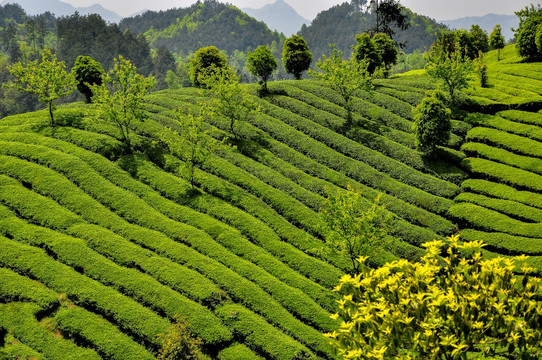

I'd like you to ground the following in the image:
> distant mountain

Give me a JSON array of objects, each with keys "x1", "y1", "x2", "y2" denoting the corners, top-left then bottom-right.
[
  {"x1": 242, "y1": 0, "x2": 309, "y2": 36},
  {"x1": 0, "y1": 0, "x2": 122, "y2": 23},
  {"x1": 299, "y1": 2, "x2": 447, "y2": 57},
  {"x1": 442, "y1": 14, "x2": 517, "y2": 41}
]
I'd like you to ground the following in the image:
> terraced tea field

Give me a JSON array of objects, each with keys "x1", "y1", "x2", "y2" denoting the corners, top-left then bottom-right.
[{"x1": 1, "y1": 44, "x2": 542, "y2": 359}]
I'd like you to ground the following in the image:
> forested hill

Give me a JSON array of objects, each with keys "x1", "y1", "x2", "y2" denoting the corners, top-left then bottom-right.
[
  {"x1": 119, "y1": 0, "x2": 283, "y2": 57},
  {"x1": 299, "y1": 1, "x2": 447, "y2": 57}
]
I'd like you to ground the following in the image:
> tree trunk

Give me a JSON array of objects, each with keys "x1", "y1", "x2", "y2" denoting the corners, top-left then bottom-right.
[{"x1": 48, "y1": 101, "x2": 54, "y2": 126}]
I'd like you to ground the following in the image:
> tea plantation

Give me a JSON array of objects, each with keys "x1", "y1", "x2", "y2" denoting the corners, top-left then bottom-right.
[{"x1": 1, "y1": 44, "x2": 542, "y2": 359}]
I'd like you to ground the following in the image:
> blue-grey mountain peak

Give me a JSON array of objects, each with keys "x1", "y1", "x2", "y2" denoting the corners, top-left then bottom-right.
[
  {"x1": 242, "y1": 0, "x2": 310, "y2": 36},
  {"x1": 1, "y1": 0, "x2": 122, "y2": 23}
]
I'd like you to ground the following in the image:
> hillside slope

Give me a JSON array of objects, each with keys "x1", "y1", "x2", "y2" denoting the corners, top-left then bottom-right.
[
  {"x1": 1, "y1": 44, "x2": 542, "y2": 359},
  {"x1": 119, "y1": 0, "x2": 283, "y2": 56}
]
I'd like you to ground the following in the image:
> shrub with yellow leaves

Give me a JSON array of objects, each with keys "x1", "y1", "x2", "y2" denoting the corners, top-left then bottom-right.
[{"x1": 326, "y1": 235, "x2": 542, "y2": 359}]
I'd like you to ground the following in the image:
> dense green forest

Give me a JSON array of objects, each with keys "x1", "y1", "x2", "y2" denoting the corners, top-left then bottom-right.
[
  {"x1": 299, "y1": 1, "x2": 447, "y2": 58},
  {"x1": 119, "y1": 0, "x2": 283, "y2": 57}
]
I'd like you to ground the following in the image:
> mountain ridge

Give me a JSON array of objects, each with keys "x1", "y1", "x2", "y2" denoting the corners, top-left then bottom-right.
[
  {"x1": 0, "y1": 0, "x2": 122, "y2": 23},
  {"x1": 242, "y1": 0, "x2": 309, "y2": 36},
  {"x1": 441, "y1": 13, "x2": 517, "y2": 40}
]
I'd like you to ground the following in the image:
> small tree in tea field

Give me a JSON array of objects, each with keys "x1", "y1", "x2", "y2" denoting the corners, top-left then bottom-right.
[
  {"x1": 90, "y1": 56, "x2": 155, "y2": 152},
  {"x1": 5, "y1": 49, "x2": 75, "y2": 126},
  {"x1": 412, "y1": 90, "x2": 451, "y2": 155},
  {"x1": 71, "y1": 55, "x2": 104, "y2": 103},
  {"x1": 160, "y1": 108, "x2": 226, "y2": 189},
  {"x1": 282, "y1": 34, "x2": 313, "y2": 80},
  {"x1": 247, "y1": 45, "x2": 277, "y2": 93},
  {"x1": 489, "y1": 24, "x2": 505, "y2": 61},
  {"x1": 319, "y1": 185, "x2": 391, "y2": 275},
  {"x1": 309, "y1": 45, "x2": 373, "y2": 123},
  {"x1": 198, "y1": 66, "x2": 257, "y2": 140}
]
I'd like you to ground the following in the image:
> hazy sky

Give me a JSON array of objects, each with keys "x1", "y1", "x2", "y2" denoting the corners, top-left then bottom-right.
[{"x1": 63, "y1": 0, "x2": 534, "y2": 21}]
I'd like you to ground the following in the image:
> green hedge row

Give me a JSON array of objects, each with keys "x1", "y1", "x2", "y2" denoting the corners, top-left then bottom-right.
[
  {"x1": 461, "y1": 157, "x2": 542, "y2": 192},
  {"x1": 217, "y1": 343, "x2": 264, "y2": 360},
  {"x1": 293, "y1": 80, "x2": 414, "y2": 133},
  {"x1": 148, "y1": 95, "x2": 453, "y2": 240},
  {"x1": 0, "y1": 138, "x2": 335, "y2": 355},
  {"x1": 267, "y1": 82, "x2": 414, "y2": 147},
  {"x1": 466, "y1": 127, "x2": 542, "y2": 158},
  {"x1": 243, "y1": 107, "x2": 453, "y2": 214},
  {"x1": 144, "y1": 98, "x2": 443, "y2": 250},
  {"x1": 491, "y1": 77, "x2": 542, "y2": 97},
  {"x1": 375, "y1": 85, "x2": 424, "y2": 106},
  {"x1": 0, "y1": 237, "x2": 170, "y2": 348},
  {"x1": 260, "y1": 95, "x2": 459, "y2": 198},
  {"x1": 461, "y1": 179, "x2": 542, "y2": 210},
  {"x1": 462, "y1": 142, "x2": 542, "y2": 175},
  {"x1": 0, "y1": 302, "x2": 101, "y2": 360},
  {"x1": 134, "y1": 155, "x2": 344, "y2": 294},
  {"x1": 1, "y1": 333, "x2": 46, "y2": 360},
  {"x1": 216, "y1": 304, "x2": 319, "y2": 360},
  {"x1": 54, "y1": 306, "x2": 156, "y2": 360},
  {"x1": 502, "y1": 67, "x2": 542, "y2": 81},
  {"x1": 0, "y1": 191, "x2": 231, "y2": 345},
  {"x1": 0, "y1": 148, "x2": 333, "y2": 314},
  {"x1": 0, "y1": 153, "x2": 228, "y2": 307},
  {"x1": 448, "y1": 202, "x2": 542, "y2": 238},
  {"x1": 454, "y1": 192, "x2": 542, "y2": 223},
  {"x1": 467, "y1": 113, "x2": 542, "y2": 142},
  {"x1": 0, "y1": 135, "x2": 337, "y2": 330},
  {"x1": 460, "y1": 229, "x2": 542, "y2": 256},
  {"x1": 382, "y1": 75, "x2": 438, "y2": 91},
  {"x1": 498, "y1": 110, "x2": 542, "y2": 126},
  {"x1": 0, "y1": 267, "x2": 58, "y2": 312}
]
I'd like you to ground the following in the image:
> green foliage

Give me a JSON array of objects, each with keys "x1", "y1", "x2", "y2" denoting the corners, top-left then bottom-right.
[
  {"x1": 469, "y1": 24, "x2": 489, "y2": 54},
  {"x1": 282, "y1": 35, "x2": 312, "y2": 80},
  {"x1": 0, "y1": 302, "x2": 101, "y2": 360},
  {"x1": 515, "y1": 4, "x2": 542, "y2": 60},
  {"x1": 199, "y1": 67, "x2": 257, "y2": 139},
  {"x1": 489, "y1": 24, "x2": 505, "y2": 61},
  {"x1": 157, "y1": 316, "x2": 203, "y2": 360},
  {"x1": 425, "y1": 40, "x2": 473, "y2": 101},
  {"x1": 475, "y1": 51, "x2": 489, "y2": 88},
  {"x1": 353, "y1": 33, "x2": 382, "y2": 75},
  {"x1": 189, "y1": 46, "x2": 228, "y2": 87},
  {"x1": 412, "y1": 90, "x2": 452, "y2": 154},
  {"x1": 90, "y1": 56, "x2": 155, "y2": 152},
  {"x1": 247, "y1": 45, "x2": 277, "y2": 92},
  {"x1": 372, "y1": 33, "x2": 398, "y2": 74},
  {"x1": 160, "y1": 108, "x2": 225, "y2": 188},
  {"x1": 71, "y1": 55, "x2": 104, "y2": 103},
  {"x1": 5, "y1": 49, "x2": 75, "y2": 126},
  {"x1": 217, "y1": 304, "x2": 317, "y2": 360},
  {"x1": 326, "y1": 235, "x2": 542, "y2": 359},
  {"x1": 309, "y1": 45, "x2": 372, "y2": 122},
  {"x1": 218, "y1": 343, "x2": 264, "y2": 360},
  {"x1": 55, "y1": 306, "x2": 156, "y2": 360},
  {"x1": 320, "y1": 185, "x2": 391, "y2": 274}
]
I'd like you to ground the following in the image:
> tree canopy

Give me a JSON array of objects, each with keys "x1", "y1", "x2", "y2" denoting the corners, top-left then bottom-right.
[
  {"x1": 90, "y1": 56, "x2": 155, "y2": 152},
  {"x1": 412, "y1": 90, "x2": 451, "y2": 155},
  {"x1": 326, "y1": 235, "x2": 542, "y2": 359},
  {"x1": 282, "y1": 35, "x2": 312, "y2": 80},
  {"x1": 309, "y1": 45, "x2": 373, "y2": 123},
  {"x1": 489, "y1": 24, "x2": 505, "y2": 61},
  {"x1": 247, "y1": 45, "x2": 277, "y2": 92},
  {"x1": 189, "y1": 46, "x2": 229, "y2": 88},
  {"x1": 71, "y1": 55, "x2": 105, "y2": 103},
  {"x1": 5, "y1": 49, "x2": 75, "y2": 126}
]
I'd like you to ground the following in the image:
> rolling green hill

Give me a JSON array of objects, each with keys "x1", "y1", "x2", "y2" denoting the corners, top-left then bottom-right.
[{"x1": 1, "y1": 44, "x2": 542, "y2": 359}]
